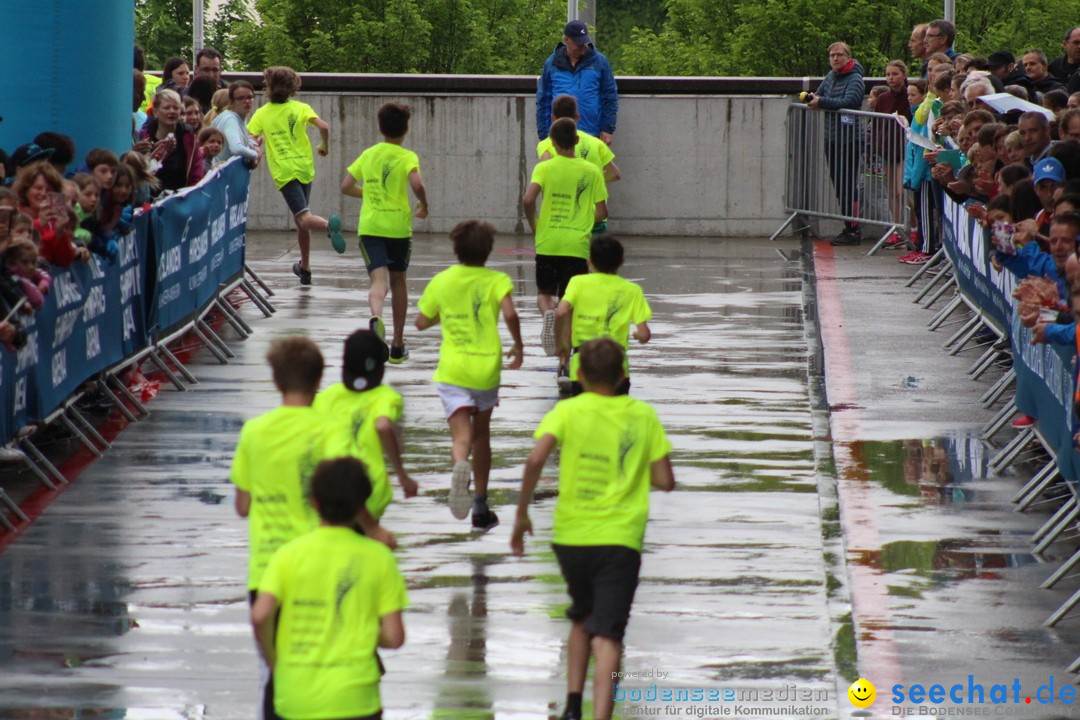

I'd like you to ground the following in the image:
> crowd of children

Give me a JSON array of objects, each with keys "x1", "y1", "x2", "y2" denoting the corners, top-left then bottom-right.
[
  {"x1": 0, "y1": 145, "x2": 154, "y2": 351},
  {"x1": 229, "y1": 75, "x2": 673, "y2": 720}
]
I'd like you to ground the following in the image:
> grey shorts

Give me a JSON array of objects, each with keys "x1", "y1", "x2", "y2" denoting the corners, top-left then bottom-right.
[{"x1": 279, "y1": 179, "x2": 312, "y2": 217}]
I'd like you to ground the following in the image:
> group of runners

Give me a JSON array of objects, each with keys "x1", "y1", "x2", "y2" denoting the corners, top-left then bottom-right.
[{"x1": 235, "y1": 64, "x2": 674, "y2": 720}]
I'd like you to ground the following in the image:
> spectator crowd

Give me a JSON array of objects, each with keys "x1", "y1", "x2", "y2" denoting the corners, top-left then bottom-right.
[{"x1": 815, "y1": 21, "x2": 1080, "y2": 432}]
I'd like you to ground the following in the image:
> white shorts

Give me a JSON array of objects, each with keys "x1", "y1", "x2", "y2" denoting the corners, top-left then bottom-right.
[{"x1": 436, "y1": 383, "x2": 499, "y2": 418}]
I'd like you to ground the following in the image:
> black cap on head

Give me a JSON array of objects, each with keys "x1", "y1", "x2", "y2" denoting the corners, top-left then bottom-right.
[
  {"x1": 564, "y1": 20, "x2": 591, "y2": 46},
  {"x1": 342, "y1": 329, "x2": 386, "y2": 391},
  {"x1": 11, "y1": 143, "x2": 54, "y2": 169},
  {"x1": 987, "y1": 50, "x2": 1015, "y2": 69}
]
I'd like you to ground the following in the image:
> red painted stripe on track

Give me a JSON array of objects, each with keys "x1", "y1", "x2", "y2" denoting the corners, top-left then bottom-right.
[{"x1": 814, "y1": 241, "x2": 902, "y2": 702}]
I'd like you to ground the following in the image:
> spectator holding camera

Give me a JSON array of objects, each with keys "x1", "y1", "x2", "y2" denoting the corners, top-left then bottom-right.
[{"x1": 806, "y1": 41, "x2": 866, "y2": 245}]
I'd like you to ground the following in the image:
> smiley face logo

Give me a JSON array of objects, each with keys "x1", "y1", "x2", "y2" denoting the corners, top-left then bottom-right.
[{"x1": 848, "y1": 678, "x2": 876, "y2": 708}]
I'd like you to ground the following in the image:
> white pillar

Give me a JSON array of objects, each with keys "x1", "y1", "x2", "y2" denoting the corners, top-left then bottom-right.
[{"x1": 193, "y1": 0, "x2": 204, "y2": 56}]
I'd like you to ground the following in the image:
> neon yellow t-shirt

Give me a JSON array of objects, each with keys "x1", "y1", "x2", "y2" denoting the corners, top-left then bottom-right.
[
  {"x1": 530, "y1": 155, "x2": 607, "y2": 259},
  {"x1": 536, "y1": 130, "x2": 615, "y2": 176},
  {"x1": 417, "y1": 265, "x2": 514, "y2": 390},
  {"x1": 141, "y1": 73, "x2": 163, "y2": 112},
  {"x1": 563, "y1": 272, "x2": 652, "y2": 381},
  {"x1": 347, "y1": 142, "x2": 421, "y2": 239},
  {"x1": 314, "y1": 382, "x2": 403, "y2": 519},
  {"x1": 536, "y1": 393, "x2": 671, "y2": 552},
  {"x1": 230, "y1": 406, "x2": 335, "y2": 590},
  {"x1": 260, "y1": 526, "x2": 408, "y2": 720},
  {"x1": 247, "y1": 100, "x2": 319, "y2": 189}
]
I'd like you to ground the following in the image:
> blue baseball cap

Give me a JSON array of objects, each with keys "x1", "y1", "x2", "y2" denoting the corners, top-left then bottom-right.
[
  {"x1": 564, "y1": 20, "x2": 591, "y2": 45},
  {"x1": 1034, "y1": 157, "x2": 1065, "y2": 185}
]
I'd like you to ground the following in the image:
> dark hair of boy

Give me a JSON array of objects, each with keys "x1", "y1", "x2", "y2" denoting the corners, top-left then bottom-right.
[
  {"x1": 590, "y1": 234, "x2": 624, "y2": 273},
  {"x1": 549, "y1": 117, "x2": 578, "y2": 152},
  {"x1": 266, "y1": 336, "x2": 324, "y2": 394},
  {"x1": 264, "y1": 66, "x2": 301, "y2": 103},
  {"x1": 1056, "y1": 193, "x2": 1080, "y2": 210},
  {"x1": 309, "y1": 457, "x2": 373, "y2": 525},
  {"x1": 342, "y1": 329, "x2": 386, "y2": 390},
  {"x1": 377, "y1": 103, "x2": 411, "y2": 139},
  {"x1": 999, "y1": 163, "x2": 1031, "y2": 189},
  {"x1": 450, "y1": 219, "x2": 495, "y2": 266},
  {"x1": 34, "y1": 132, "x2": 75, "y2": 169},
  {"x1": 578, "y1": 337, "x2": 625, "y2": 388},
  {"x1": 976, "y1": 123, "x2": 1004, "y2": 147},
  {"x1": 134, "y1": 45, "x2": 146, "y2": 72},
  {"x1": 986, "y1": 194, "x2": 1012, "y2": 215},
  {"x1": 85, "y1": 148, "x2": 119, "y2": 170},
  {"x1": 1045, "y1": 89, "x2": 1070, "y2": 113},
  {"x1": 1053, "y1": 211, "x2": 1080, "y2": 235},
  {"x1": 198, "y1": 126, "x2": 225, "y2": 144},
  {"x1": 552, "y1": 94, "x2": 579, "y2": 119}
]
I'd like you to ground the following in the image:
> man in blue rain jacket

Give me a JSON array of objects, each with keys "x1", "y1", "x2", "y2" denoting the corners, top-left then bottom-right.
[{"x1": 537, "y1": 20, "x2": 619, "y2": 145}]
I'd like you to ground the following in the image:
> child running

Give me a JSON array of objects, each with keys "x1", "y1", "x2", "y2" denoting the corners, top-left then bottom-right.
[
  {"x1": 247, "y1": 66, "x2": 344, "y2": 285},
  {"x1": 537, "y1": 94, "x2": 621, "y2": 186},
  {"x1": 340, "y1": 103, "x2": 428, "y2": 363},
  {"x1": 252, "y1": 457, "x2": 408, "y2": 720},
  {"x1": 313, "y1": 328, "x2": 418, "y2": 522},
  {"x1": 415, "y1": 220, "x2": 523, "y2": 530},
  {"x1": 523, "y1": 117, "x2": 608, "y2": 386},
  {"x1": 231, "y1": 336, "x2": 390, "y2": 720},
  {"x1": 511, "y1": 338, "x2": 675, "y2": 720},
  {"x1": 556, "y1": 234, "x2": 651, "y2": 395}
]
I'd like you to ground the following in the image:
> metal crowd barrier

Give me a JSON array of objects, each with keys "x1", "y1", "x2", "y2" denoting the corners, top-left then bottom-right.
[{"x1": 773, "y1": 104, "x2": 909, "y2": 254}]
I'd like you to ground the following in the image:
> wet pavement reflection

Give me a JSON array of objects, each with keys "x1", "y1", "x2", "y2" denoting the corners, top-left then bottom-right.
[{"x1": 0, "y1": 233, "x2": 1076, "y2": 718}]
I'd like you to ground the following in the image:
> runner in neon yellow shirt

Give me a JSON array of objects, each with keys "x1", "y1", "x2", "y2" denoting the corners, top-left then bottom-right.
[
  {"x1": 416, "y1": 220, "x2": 524, "y2": 531},
  {"x1": 556, "y1": 235, "x2": 651, "y2": 395},
  {"x1": 232, "y1": 336, "x2": 395, "y2": 720},
  {"x1": 253, "y1": 458, "x2": 408, "y2": 720},
  {"x1": 246, "y1": 66, "x2": 344, "y2": 285},
  {"x1": 523, "y1": 117, "x2": 608, "y2": 391},
  {"x1": 314, "y1": 329, "x2": 417, "y2": 519},
  {"x1": 340, "y1": 103, "x2": 429, "y2": 364},
  {"x1": 537, "y1": 94, "x2": 620, "y2": 187},
  {"x1": 511, "y1": 338, "x2": 675, "y2": 720}
]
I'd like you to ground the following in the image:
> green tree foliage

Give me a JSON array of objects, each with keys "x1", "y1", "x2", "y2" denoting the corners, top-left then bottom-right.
[
  {"x1": 226, "y1": 0, "x2": 565, "y2": 74},
  {"x1": 596, "y1": 0, "x2": 668, "y2": 68},
  {"x1": 618, "y1": 0, "x2": 1080, "y2": 76},
  {"x1": 207, "y1": 0, "x2": 254, "y2": 67},
  {"x1": 137, "y1": 0, "x2": 204, "y2": 68}
]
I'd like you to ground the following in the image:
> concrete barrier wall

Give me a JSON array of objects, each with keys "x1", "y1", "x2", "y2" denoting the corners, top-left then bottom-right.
[{"x1": 245, "y1": 93, "x2": 790, "y2": 238}]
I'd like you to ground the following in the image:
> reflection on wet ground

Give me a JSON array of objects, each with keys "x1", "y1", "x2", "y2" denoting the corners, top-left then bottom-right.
[
  {"x1": 0, "y1": 233, "x2": 1077, "y2": 718},
  {"x1": 0, "y1": 234, "x2": 837, "y2": 718}
]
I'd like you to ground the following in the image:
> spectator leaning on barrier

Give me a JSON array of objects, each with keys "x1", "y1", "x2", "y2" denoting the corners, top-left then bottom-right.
[
  {"x1": 1019, "y1": 110, "x2": 1056, "y2": 168},
  {"x1": 805, "y1": 41, "x2": 865, "y2": 246},
  {"x1": 212, "y1": 81, "x2": 261, "y2": 169},
  {"x1": 536, "y1": 20, "x2": 618, "y2": 145},
  {"x1": 137, "y1": 88, "x2": 205, "y2": 193}
]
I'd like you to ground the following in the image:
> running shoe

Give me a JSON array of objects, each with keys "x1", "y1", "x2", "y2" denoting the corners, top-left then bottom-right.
[
  {"x1": 449, "y1": 460, "x2": 473, "y2": 519},
  {"x1": 1011, "y1": 414, "x2": 1035, "y2": 428},
  {"x1": 557, "y1": 363, "x2": 571, "y2": 394},
  {"x1": 328, "y1": 214, "x2": 345, "y2": 254},
  {"x1": 471, "y1": 508, "x2": 499, "y2": 532},
  {"x1": 388, "y1": 343, "x2": 409, "y2": 364},
  {"x1": 292, "y1": 262, "x2": 311, "y2": 285},
  {"x1": 899, "y1": 251, "x2": 932, "y2": 265},
  {"x1": 830, "y1": 228, "x2": 862, "y2": 246},
  {"x1": 884, "y1": 232, "x2": 906, "y2": 249},
  {"x1": 370, "y1": 316, "x2": 386, "y2": 342},
  {"x1": 541, "y1": 309, "x2": 557, "y2": 356}
]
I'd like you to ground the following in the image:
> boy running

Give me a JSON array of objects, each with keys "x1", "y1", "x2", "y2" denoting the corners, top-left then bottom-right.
[
  {"x1": 415, "y1": 220, "x2": 524, "y2": 530},
  {"x1": 511, "y1": 338, "x2": 675, "y2": 720},
  {"x1": 340, "y1": 103, "x2": 429, "y2": 363},
  {"x1": 247, "y1": 66, "x2": 344, "y2": 286},
  {"x1": 523, "y1": 117, "x2": 608, "y2": 385},
  {"x1": 314, "y1": 328, "x2": 418, "y2": 520},
  {"x1": 556, "y1": 235, "x2": 651, "y2": 395},
  {"x1": 252, "y1": 457, "x2": 408, "y2": 720},
  {"x1": 537, "y1": 94, "x2": 621, "y2": 186}
]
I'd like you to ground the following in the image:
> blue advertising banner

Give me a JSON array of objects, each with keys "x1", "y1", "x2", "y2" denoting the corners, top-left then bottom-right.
[
  {"x1": 938, "y1": 188, "x2": 1080, "y2": 481},
  {"x1": 149, "y1": 157, "x2": 250, "y2": 337},
  {"x1": 0, "y1": 159, "x2": 250, "y2": 445}
]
